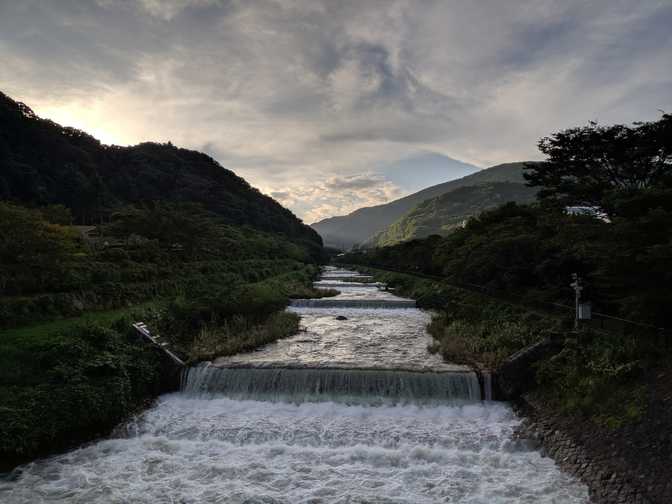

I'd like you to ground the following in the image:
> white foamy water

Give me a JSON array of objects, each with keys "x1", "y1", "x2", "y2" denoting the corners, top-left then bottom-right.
[
  {"x1": 1, "y1": 396, "x2": 589, "y2": 503},
  {"x1": 0, "y1": 267, "x2": 590, "y2": 502}
]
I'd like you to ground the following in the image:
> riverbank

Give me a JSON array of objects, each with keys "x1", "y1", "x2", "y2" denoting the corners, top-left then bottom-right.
[
  {"x1": 340, "y1": 264, "x2": 672, "y2": 504},
  {"x1": 341, "y1": 265, "x2": 566, "y2": 369},
  {"x1": 0, "y1": 265, "x2": 328, "y2": 471},
  {"x1": 0, "y1": 310, "x2": 173, "y2": 471},
  {"x1": 515, "y1": 367, "x2": 672, "y2": 504}
]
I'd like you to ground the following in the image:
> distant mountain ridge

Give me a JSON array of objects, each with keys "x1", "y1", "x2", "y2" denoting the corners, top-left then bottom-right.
[
  {"x1": 312, "y1": 162, "x2": 531, "y2": 249},
  {"x1": 366, "y1": 181, "x2": 538, "y2": 247},
  {"x1": 0, "y1": 91, "x2": 321, "y2": 248},
  {"x1": 373, "y1": 153, "x2": 480, "y2": 194}
]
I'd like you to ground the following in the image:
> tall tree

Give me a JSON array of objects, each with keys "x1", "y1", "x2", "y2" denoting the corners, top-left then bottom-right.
[{"x1": 524, "y1": 114, "x2": 672, "y2": 216}]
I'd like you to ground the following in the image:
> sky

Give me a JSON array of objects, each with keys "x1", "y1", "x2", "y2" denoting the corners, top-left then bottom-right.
[{"x1": 1, "y1": 0, "x2": 671, "y2": 223}]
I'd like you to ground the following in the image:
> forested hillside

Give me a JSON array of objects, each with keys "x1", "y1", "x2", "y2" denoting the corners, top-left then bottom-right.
[
  {"x1": 312, "y1": 162, "x2": 529, "y2": 249},
  {"x1": 366, "y1": 181, "x2": 537, "y2": 247},
  {"x1": 0, "y1": 91, "x2": 320, "y2": 253}
]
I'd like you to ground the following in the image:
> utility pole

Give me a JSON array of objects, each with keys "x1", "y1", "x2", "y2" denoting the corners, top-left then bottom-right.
[{"x1": 570, "y1": 273, "x2": 583, "y2": 330}]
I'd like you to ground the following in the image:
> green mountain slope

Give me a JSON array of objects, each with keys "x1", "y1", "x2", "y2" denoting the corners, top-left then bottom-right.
[
  {"x1": 366, "y1": 182, "x2": 538, "y2": 247},
  {"x1": 0, "y1": 91, "x2": 320, "y2": 251},
  {"x1": 311, "y1": 162, "x2": 530, "y2": 249}
]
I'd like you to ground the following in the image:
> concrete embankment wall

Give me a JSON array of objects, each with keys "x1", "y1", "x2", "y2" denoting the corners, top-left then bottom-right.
[{"x1": 514, "y1": 401, "x2": 659, "y2": 504}]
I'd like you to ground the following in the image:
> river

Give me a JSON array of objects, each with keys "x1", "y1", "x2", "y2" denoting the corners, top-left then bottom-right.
[{"x1": 0, "y1": 267, "x2": 589, "y2": 503}]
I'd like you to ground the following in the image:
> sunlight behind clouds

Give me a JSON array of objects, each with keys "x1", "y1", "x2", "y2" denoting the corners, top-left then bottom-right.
[
  {"x1": 36, "y1": 102, "x2": 126, "y2": 147},
  {"x1": 2, "y1": 0, "x2": 670, "y2": 222}
]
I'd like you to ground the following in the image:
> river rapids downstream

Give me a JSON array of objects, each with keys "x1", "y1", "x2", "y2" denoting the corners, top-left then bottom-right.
[{"x1": 0, "y1": 267, "x2": 589, "y2": 503}]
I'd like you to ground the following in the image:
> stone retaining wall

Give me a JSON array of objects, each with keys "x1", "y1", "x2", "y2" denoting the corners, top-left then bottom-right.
[{"x1": 515, "y1": 401, "x2": 658, "y2": 504}]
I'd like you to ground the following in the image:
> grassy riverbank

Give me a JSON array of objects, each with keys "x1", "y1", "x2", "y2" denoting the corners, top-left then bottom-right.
[
  {"x1": 346, "y1": 266, "x2": 563, "y2": 369},
  {"x1": 0, "y1": 311, "x2": 165, "y2": 470},
  {"x1": 0, "y1": 202, "x2": 330, "y2": 469},
  {"x1": 344, "y1": 265, "x2": 667, "y2": 432},
  {"x1": 0, "y1": 265, "x2": 330, "y2": 469},
  {"x1": 146, "y1": 266, "x2": 336, "y2": 362}
]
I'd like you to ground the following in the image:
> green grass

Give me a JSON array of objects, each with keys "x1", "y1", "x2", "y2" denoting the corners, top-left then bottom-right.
[
  {"x1": 0, "y1": 262, "x2": 322, "y2": 469},
  {"x1": 0, "y1": 301, "x2": 164, "y2": 345},
  {"x1": 347, "y1": 265, "x2": 562, "y2": 368},
  {"x1": 0, "y1": 319, "x2": 164, "y2": 470},
  {"x1": 427, "y1": 311, "x2": 556, "y2": 368},
  {"x1": 0, "y1": 300, "x2": 171, "y2": 469},
  {"x1": 189, "y1": 311, "x2": 301, "y2": 362},
  {"x1": 287, "y1": 286, "x2": 340, "y2": 299},
  {"x1": 349, "y1": 265, "x2": 655, "y2": 426}
]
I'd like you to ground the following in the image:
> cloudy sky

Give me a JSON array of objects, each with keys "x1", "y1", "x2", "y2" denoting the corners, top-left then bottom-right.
[{"x1": 1, "y1": 0, "x2": 671, "y2": 223}]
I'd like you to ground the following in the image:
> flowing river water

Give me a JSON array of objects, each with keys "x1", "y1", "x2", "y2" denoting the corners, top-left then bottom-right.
[{"x1": 0, "y1": 267, "x2": 590, "y2": 503}]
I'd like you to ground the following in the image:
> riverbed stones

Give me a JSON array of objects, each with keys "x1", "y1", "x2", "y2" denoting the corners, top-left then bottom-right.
[{"x1": 515, "y1": 407, "x2": 655, "y2": 504}]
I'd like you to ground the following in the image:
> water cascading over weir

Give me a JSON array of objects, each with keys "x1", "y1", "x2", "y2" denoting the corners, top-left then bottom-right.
[
  {"x1": 180, "y1": 266, "x2": 482, "y2": 405},
  {"x1": 181, "y1": 366, "x2": 481, "y2": 404}
]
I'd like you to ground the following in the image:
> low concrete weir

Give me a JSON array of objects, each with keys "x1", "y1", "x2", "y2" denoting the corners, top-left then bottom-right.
[
  {"x1": 290, "y1": 298, "x2": 416, "y2": 308},
  {"x1": 181, "y1": 365, "x2": 481, "y2": 404},
  {"x1": 320, "y1": 275, "x2": 373, "y2": 281},
  {"x1": 313, "y1": 281, "x2": 384, "y2": 288}
]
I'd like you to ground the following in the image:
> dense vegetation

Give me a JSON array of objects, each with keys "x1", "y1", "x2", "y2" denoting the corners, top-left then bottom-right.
[
  {"x1": 350, "y1": 268, "x2": 562, "y2": 369},
  {"x1": 343, "y1": 114, "x2": 672, "y2": 422},
  {"x1": 0, "y1": 311, "x2": 165, "y2": 470},
  {"x1": 366, "y1": 181, "x2": 537, "y2": 247},
  {"x1": 0, "y1": 91, "x2": 327, "y2": 468},
  {"x1": 312, "y1": 162, "x2": 528, "y2": 248},
  {"x1": 0, "y1": 202, "x2": 322, "y2": 325}
]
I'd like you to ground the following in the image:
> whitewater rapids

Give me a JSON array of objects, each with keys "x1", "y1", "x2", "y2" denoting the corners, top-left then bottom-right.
[{"x1": 1, "y1": 396, "x2": 589, "y2": 503}]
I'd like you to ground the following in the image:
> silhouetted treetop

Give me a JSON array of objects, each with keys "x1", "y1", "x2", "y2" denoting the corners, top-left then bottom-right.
[{"x1": 524, "y1": 113, "x2": 672, "y2": 216}]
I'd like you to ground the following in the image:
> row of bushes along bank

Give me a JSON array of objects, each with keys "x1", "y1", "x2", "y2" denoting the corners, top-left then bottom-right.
[
  {"x1": 148, "y1": 267, "x2": 337, "y2": 362},
  {"x1": 344, "y1": 266, "x2": 564, "y2": 369}
]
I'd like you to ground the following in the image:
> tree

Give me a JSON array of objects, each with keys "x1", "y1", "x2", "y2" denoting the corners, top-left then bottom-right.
[
  {"x1": 0, "y1": 203, "x2": 78, "y2": 295},
  {"x1": 106, "y1": 203, "x2": 223, "y2": 259},
  {"x1": 524, "y1": 113, "x2": 672, "y2": 216},
  {"x1": 38, "y1": 204, "x2": 73, "y2": 225}
]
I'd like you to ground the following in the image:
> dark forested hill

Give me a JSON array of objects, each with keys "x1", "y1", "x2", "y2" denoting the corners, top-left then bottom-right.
[
  {"x1": 311, "y1": 162, "x2": 530, "y2": 249},
  {"x1": 0, "y1": 91, "x2": 320, "y2": 248},
  {"x1": 366, "y1": 181, "x2": 538, "y2": 247}
]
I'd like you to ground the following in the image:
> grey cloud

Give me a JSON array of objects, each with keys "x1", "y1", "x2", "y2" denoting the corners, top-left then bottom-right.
[
  {"x1": 319, "y1": 116, "x2": 454, "y2": 145},
  {"x1": 324, "y1": 175, "x2": 383, "y2": 191},
  {"x1": 0, "y1": 1, "x2": 163, "y2": 96},
  {"x1": 281, "y1": 175, "x2": 404, "y2": 223},
  {"x1": 270, "y1": 191, "x2": 290, "y2": 200},
  {"x1": 1, "y1": 0, "x2": 670, "y2": 221}
]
